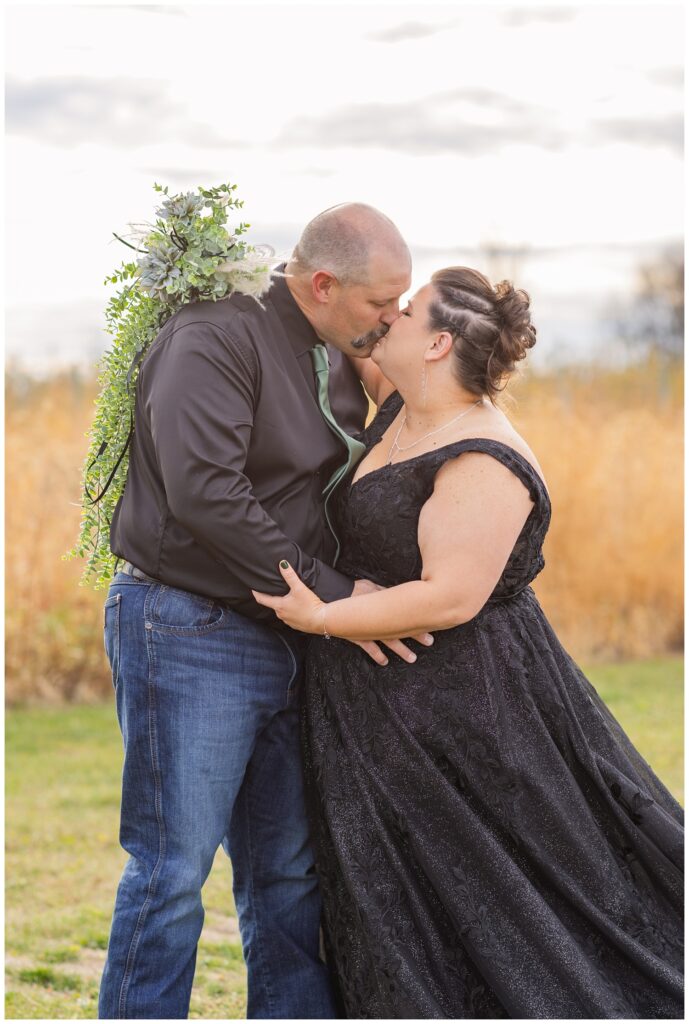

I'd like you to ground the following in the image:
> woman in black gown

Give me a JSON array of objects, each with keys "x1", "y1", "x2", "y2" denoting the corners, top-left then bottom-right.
[{"x1": 253, "y1": 267, "x2": 683, "y2": 1019}]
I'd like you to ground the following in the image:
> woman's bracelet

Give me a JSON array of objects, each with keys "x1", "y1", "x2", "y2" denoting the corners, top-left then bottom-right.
[{"x1": 320, "y1": 604, "x2": 331, "y2": 640}]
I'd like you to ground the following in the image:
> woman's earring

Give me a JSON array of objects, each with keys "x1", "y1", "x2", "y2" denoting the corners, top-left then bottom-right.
[{"x1": 421, "y1": 363, "x2": 427, "y2": 409}]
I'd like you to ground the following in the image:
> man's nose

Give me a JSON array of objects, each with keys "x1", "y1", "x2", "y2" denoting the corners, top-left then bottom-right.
[{"x1": 380, "y1": 307, "x2": 401, "y2": 326}]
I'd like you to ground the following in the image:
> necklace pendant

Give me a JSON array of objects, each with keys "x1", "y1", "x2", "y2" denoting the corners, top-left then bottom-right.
[{"x1": 386, "y1": 440, "x2": 399, "y2": 465}]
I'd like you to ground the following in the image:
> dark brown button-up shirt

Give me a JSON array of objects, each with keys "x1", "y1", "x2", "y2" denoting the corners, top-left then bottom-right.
[{"x1": 110, "y1": 269, "x2": 369, "y2": 623}]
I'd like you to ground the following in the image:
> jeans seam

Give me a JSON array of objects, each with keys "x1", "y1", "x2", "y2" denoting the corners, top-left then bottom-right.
[
  {"x1": 243, "y1": 778, "x2": 277, "y2": 1017},
  {"x1": 274, "y1": 631, "x2": 298, "y2": 702},
  {"x1": 104, "y1": 593, "x2": 122, "y2": 690},
  {"x1": 116, "y1": 615, "x2": 167, "y2": 1019}
]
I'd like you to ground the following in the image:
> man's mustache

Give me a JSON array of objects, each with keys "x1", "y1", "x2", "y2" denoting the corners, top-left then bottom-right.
[{"x1": 350, "y1": 323, "x2": 390, "y2": 351}]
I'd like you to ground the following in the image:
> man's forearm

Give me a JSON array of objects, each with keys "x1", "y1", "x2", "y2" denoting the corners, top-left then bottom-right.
[{"x1": 170, "y1": 484, "x2": 354, "y2": 603}]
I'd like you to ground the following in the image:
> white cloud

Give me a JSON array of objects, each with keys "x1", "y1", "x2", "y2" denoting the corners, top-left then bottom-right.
[
  {"x1": 6, "y1": 76, "x2": 230, "y2": 148},
  {"x1": 365, "y1": 19, "x2": 455, "y2": 43},
  {"x1": 4, "y1": 1, "x2": 684, "y2": 368}
]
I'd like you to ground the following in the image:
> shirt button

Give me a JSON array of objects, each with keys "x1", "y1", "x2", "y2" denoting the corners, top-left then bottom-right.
[{"x1": 145, "y1": 622, "x2": 153, "y2": 630}]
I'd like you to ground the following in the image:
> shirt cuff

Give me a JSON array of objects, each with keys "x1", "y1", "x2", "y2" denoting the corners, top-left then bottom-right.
[{"x1": 312, "y1": 560, "x2": 356, "y2": 603}]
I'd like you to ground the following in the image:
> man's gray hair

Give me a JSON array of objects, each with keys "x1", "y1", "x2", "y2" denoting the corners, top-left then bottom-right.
[{"x1": 292, "y1": 203, "x2": 407, "y2": 286}]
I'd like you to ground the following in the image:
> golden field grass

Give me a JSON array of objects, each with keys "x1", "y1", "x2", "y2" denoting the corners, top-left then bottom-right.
[
  {"x1": 4, "y1": 358, "x2": 683, "y2": 703},
  {"x1": 509, "y1": 359, "x2": 683, "y2": 660}
]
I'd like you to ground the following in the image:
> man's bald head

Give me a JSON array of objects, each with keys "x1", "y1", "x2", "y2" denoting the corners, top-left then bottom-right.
[
  {"x1": 291, "y1": 203, "x2": 410, "y2": 285},
  {"x1": 285, "y1": 203, "x2": 412, "y2": 355}
]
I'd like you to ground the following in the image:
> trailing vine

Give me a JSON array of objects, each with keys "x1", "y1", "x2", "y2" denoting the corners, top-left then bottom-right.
[{"x1": 68, "y1": 181, "x2": 275, "y2": 586}]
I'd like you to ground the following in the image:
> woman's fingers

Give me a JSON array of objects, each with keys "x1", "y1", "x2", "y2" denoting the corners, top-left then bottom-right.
[
  {"x1": 278, "y1": 559, "x2": 307, "y2": 592},
  {"x1": 353, "y1": 640, "x2": 389, "y2": 667},
  {"x1": 251, "y1": 589, "x2": 281, "y2": 609},
  {"x1": 252, "y1": 561, "x2": 311, "y2": 622},
  {"x1": 252, "y1": 560, "x2": 301, "y2": 607},
  {"x1": 383, "y1": 638, "x2": 418, "y2": 664}
]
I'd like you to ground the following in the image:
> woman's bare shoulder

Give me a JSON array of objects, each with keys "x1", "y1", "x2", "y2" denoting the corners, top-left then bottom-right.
[
  {"x1": 446, "y1": 408, "x2": 548, "y2": 491},
  {"x1": 476, "y1": 430, "x2": 545, "y2": 481}
]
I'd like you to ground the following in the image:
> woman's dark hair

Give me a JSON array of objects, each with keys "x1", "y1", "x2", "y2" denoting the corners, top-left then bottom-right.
[{"x1": 428, "y1": 267, "x2": 537, "y2": 401}]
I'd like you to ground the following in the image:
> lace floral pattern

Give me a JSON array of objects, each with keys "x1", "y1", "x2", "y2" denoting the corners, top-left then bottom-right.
[{"x1": 302, "y1": 392, "x2": 684, "y2": 1019}]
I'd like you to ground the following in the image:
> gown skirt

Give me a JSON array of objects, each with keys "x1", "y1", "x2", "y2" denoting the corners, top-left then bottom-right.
[{"x1": 301, "y1": 392, "x2": 684, "y2": 1019}]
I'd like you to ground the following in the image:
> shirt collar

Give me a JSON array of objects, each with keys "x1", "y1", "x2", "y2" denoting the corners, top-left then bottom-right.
[{"x1": 268, "y1": 264, "x2": 322, "y2": 358}]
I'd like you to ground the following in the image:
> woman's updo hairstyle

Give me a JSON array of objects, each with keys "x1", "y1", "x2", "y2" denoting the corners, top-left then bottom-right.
[{"x1": 428, "y1": 267, "x2": 537, "y2": 401}]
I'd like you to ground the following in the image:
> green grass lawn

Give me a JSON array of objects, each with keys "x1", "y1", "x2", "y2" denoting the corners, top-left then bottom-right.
[{"x1": 5, "y1": 656, "x2": 683, "y2": 1019}]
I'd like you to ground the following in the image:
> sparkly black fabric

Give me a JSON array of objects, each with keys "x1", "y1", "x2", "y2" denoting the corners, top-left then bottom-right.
[{"x1": 302, "y1": 391, "x2": 684, "y2": 1019}]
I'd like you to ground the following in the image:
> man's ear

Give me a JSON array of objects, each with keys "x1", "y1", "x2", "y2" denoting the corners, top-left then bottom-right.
[
  {"x1": 311, "y1": 271, "x2": 337, "y2": 304},
  {"x1": 426, "y1": 331, "x2": 454, "y2": 363}
]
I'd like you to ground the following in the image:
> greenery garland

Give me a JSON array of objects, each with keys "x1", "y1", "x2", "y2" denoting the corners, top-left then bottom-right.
[{"x1": 68, "y1": 181, "x2": 275, "y2": 587}]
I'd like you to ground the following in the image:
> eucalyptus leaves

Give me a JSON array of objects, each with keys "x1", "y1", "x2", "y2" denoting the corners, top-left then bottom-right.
[{"x1": 69, "y1": 181, "x2": 275, "y2": 586}]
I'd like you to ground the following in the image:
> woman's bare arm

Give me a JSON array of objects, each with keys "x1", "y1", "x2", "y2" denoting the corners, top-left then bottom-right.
[{"x1": 253, "y1": 452, "x2": 536, "y2": 639}]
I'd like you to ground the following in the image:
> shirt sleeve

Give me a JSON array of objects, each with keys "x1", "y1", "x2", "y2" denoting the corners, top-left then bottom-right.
[{"x1": 142, "y1": 318, "x2": 355, "y2": 602}]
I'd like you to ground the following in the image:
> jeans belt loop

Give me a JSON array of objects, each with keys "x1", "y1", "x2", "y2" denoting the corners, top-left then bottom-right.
[{"x1": 121, "y1": 560, "x2": 159, "y2": 584}]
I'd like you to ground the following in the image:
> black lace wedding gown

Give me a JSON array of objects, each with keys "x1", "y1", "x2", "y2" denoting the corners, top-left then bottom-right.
[{"x1": 302, "y1": 392, "x2": 683, "y2": 1019}]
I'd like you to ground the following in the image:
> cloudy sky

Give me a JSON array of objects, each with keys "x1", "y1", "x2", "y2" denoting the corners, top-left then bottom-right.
[{"x1": 5, "y1": 0, "x2": 684, "y2": 371}]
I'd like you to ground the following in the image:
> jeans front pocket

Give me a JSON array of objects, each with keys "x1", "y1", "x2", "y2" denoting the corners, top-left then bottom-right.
[
  {"x1": 146, "y1": 583, "x2": 225, "y2": 636},
  {"x1": 104, "y1": 592, "x2": 122, "y2": 690}
]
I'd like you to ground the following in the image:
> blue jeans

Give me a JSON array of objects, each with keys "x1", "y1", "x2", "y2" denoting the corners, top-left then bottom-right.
[{"x1": 98, "y1": 573, "x2": 336, "y2": 1019}]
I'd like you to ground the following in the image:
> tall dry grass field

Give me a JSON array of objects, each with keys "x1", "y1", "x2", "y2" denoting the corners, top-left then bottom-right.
[
  {"x1": 5, "y1": 373, "x2": 109, "y2": 703},
  {"x1": 512, "y1": 362, "x2": 683, "y2": 660},
  {"x1": 5, "y1": 360, "x2": 683, "y2": 704}
]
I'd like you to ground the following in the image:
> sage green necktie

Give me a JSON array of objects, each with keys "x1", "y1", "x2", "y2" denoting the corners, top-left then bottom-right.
[{"x1": 310, "y1": 343, "x2": 366, "y2": 562}]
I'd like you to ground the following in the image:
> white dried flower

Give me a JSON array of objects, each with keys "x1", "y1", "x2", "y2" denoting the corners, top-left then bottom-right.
[{"x1": 216, "y1": 246, "x2": 283, "y2": 303}]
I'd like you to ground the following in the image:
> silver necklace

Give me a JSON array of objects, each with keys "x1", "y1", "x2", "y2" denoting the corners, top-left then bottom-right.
[{"x1": 387, "y1": 399, "x2": 483, "y2": 464}]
